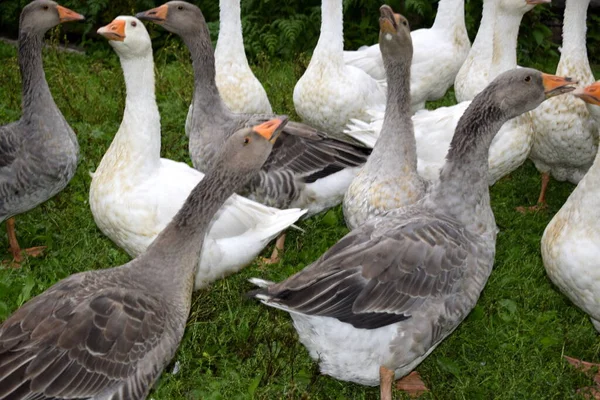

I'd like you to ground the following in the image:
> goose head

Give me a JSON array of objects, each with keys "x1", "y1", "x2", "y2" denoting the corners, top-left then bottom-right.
[
  {"x1": 97, "y1": 16, "x2": 151, "y2": 58},
  {"x1": 20, "y1": 0, "x2": 84, "y2": 33},
  {"x1": 488, "y1": 68, "x2": 576, "y2": 119},
  {"x1": 217, "y1": 117, "x2": 288, "y2": 177},
  {"x1": 573, "y1": 82, "x2": 600, "y2": 121},
  {"x1": 136, "y1": 1, "x2": 204, "y2": 37},
  {"x1": 499, "y1": 0, "x2": 550, "y2": 15},
  {"x1": 379, "y1": 5, "x2": 412, "y2": 65}
]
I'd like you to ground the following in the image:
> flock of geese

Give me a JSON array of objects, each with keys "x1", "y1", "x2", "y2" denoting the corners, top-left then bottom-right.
[{"x1": 0, "y1": 0, "x2": 598, "y2": 398}]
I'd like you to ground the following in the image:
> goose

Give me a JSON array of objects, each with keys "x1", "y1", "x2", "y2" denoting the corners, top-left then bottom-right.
[
  {"x1": 344, "y1": 0, "x2": 470, "y2": 111},
  {"x1": 249, "y1": 67, "x2": 575, "y2": 399},
  {"x1": 137, "y1": 1, "x2": 370, "y2": 261},
  {"x1": 0, "y1": 104, "x2": 283, "y2": 400},
  {"x1": 183, "y1": 0, "x2": 272, "y2": 135},
  {"x1": 292, "y1": 0, "x2": 387, "y2": 135},
  {"x1": 345, "y1": 0, "x2": 547, "y2": 185},
  {"x1": 455, "y1": 0, "x2": 549, "y2": 103},
  {"x1": 541, "y1": 81, "x2": 600, "y2": 395},
  {"x1": 343, "y1": 9, "x2": 427, "y2": 230},
  {"x1": 0, "y1": 0, "x2": 82, "y2": 264},
  {"x1": 90, "y1": 16, "x2": 305, "y2": 288},
  {"x1": 525, "y1": 0, "x2": 598, "y2": 211}
]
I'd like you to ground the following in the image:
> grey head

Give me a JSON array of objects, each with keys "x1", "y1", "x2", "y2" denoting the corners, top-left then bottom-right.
[
  {"x1": 20, "y1": 0, "x2": 84, "y2": 34},
  {"x1": 215, "y1": 117, "x2": 289, "y2": 179},
  {"x1": 136, "y1": 1, "x2": 205, "y2": 37},
  {"x1": 482, "y1": 68, "x2": 576, "y2": 120},
  {"x1": 379, "y1": 5, "x2": 412, "y2": 69}
]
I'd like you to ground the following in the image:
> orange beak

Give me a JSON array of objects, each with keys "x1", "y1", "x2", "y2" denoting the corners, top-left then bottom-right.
[
  {"x1": 97, "y1": 19, "x2": 126, "y2": 42},
  {"x1": 253, "y1": 118, "x2": 287, "y2": 143},
  {"x1": 573, "y1": 82, "x2": 600, "y2": 106},
  {"x1": 135, "y1": 4, "x2": 168, "y2": 23},
  {"x1": 379, "y1": 5, "x2": 397, "y2": 34},
  {"x1": 542, "y1": 73, "x2": 577, "y2": 98},
  {"x1": 56, "y1": 5, "x2": 85, "y2": 23}
]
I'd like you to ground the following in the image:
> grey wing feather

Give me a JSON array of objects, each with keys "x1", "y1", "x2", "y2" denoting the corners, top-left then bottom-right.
[
  {"x1": 0, "y1": 274, "x2": 170, "y2": 400},
  {"x1": 0, "y1": 123, "x2": 21, "y2": 170},
  {"x1": 254, "y1": 212, "x2": 474, "y2": 330}
]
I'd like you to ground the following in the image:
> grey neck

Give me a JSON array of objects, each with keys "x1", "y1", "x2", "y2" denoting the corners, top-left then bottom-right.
[
  {"x1": 366, "y1": 52, "x2": 416, "y2": 174},
  {"x1": 18, "y1": 29, "x2": 57, "y2": 120},
  {"x1": 140, "y1": 162, "x2": 248, "y2": 283},
  {"x1": 183, "y1": 26, "x2": 231, "y2": 126},
  {"x1": 428, "y1": 90, "x2": 505, "y2": 227}
]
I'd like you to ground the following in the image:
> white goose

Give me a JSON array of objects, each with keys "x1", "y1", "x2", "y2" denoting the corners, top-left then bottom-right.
[
  {"x1": 542, "y1": 81, "x2": 600, "y2": 390},
  {"x1": 526, "y1": 0, "x2": 598, "y2": 210},
  {"x1": 344, "y1": 0, "x2": 470, "y2": 111},
  {"x1": 292, "y1": 0, "x2": 386, "y2": 137},
  {"x1": 184, "y1": 0, "x2": 272, "y2": 136},
  {"x1": 346, "y1": 0, "x2": 545, "y2": 185},
  {"x1": 91, "y1": 16, "x2": 305, "y2": 290}
]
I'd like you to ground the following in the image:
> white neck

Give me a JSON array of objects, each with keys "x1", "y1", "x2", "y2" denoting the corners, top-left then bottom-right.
[
  {"x1": 558, "y1": 0, "x2": 591, "y2": 70},
  {"x1": 97, "y1": 50, "x2": 161, "y2": 176},
  {"x1": 466, "y1": 0, "x2": 497, "y2": 65},
  {"x1": 488, "y1": 4, "x2": 528, "y2": 80},
  {"x1": 215, "y1": 0, "x2": 247, "y2": 62},
  {"x1": 432, "y1": 0, "x2": 466, "y2": 32},
  {"x1": 312, "y1": 0, "x2": 344, "y2": 65}
]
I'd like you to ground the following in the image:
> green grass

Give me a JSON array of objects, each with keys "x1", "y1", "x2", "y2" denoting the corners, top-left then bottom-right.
[{"x1": 1, "y1": 37, "x2": 600, "y2": 399}]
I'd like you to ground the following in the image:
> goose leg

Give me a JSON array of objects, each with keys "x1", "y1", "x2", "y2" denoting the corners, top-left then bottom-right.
[
  {"x1": 260, "y1": 232, "x2": 287, "y2": 265},
  {"x1": 380, "y1": 366, "x2": 395, "y2": 400},
  {"x1": 516, "y1": 172, "x2": 550, "y2": 213},
  {"x1": 5, "y1": 217, "x2": 46, "y2": 265},
  {"x1": 564, "y1": 355, "x2": 600, "y2": 398},
  {"x1": 395, "y1": 371, "x2": 429, "y2": 398}
]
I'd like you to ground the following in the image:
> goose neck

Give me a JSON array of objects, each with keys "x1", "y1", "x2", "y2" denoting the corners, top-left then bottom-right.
[
  {"x1": 312, "y1": 0, "x2": 344, "y2": 65},
  {"x1": 488, "y1": 6, "x2": 525, "y2": 79},
  {"x1": 432, "y1": 0, "x2": 466, "y2": 33},
  {"x1": 18, "y1": 29, "x2": 55, "y2": 119},
  {"x1": 428, "y1": 91, "x2": 505, "y2": 229},
  {"x1": 560, "y1": 0, "x2": 590, "y2": 61},
  {"x1": 215, "y1": 0, "x2": 246, "y2": 58},
  {"x1": 468, "y1": 0, "x2": 497, "y2": 56}
]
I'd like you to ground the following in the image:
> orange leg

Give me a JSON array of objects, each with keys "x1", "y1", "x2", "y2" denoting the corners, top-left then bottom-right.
[
  {"x1": 260, "y1": 232, "x2": 287, "y2": 266},
  {"x1": 4, "y1": 217, "x2": 46, "y2": 266},
  {"x1": 396, "y1": 371, "x2": 429, "y2": 398},
  {"x1": 380, "y1": 366, "x2": 395, "y2": 400},
  {"x1": 516, "y1": 172, "x2": 550, "y2": 214}
]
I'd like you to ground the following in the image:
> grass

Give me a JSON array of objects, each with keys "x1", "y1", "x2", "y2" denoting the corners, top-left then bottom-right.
[{"x1": 1, "y1": 34, "x2": 600, "y2": 399}]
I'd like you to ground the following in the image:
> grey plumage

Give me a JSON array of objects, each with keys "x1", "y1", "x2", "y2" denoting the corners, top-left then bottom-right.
[
  {"x1": 0, "y1": 2, "x2": 80, "y2": 224},
  {"x1": 249, "y1": 67, "x2": 575, "y2": 386},
  {"x1": 136, "y1": 1, "x2": 370, "y2": 216},
  {"x1": 0, "y1": 122, "x2": 282, "y2": 399}
]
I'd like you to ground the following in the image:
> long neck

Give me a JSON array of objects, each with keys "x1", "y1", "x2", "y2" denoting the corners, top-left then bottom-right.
[
  {"x1": 428, "y1": 90, "x2": 505, "y2": 229},
  {"x1": 215, "y1": 0, "x2": 246, "y2": 59},
  {"x1": 312, "y1": 0, "x2": 344, "y2": 65},
  {"x1": 184, "y1": 27, "x2": 231, "y2": 127},
  {"x1": 365, "y1": 55, "x2": 416, "y2": 174},
  {"x1": 559, "y1": 0, "x2": 590, "y2": 66},
  {"x1": 18, "y1": 29, "x2": 57, "y2": 120},
  {"x1": 488, "y1": 6, "x2": 527, "y2": 80},
  {"x1": 140, "y1": 164, "x2": 246, "y2": 286},
  {"x1": 468, "y1": 0, "x2": 497, "y2": 60},
  {"x1": 432, "y1": 0, "x2": 466, "y2": 33},
  {"x1": 102, "y1": 51, "x2": 161, "y2": 172}
]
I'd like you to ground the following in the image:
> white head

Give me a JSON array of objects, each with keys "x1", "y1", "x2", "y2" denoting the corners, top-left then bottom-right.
[
  {"x1": 97, "y1": 16, "x2": 152, "y2": 59},
  {"x1": 498, "y1": 0, "x2": 550, "y2": 15}
]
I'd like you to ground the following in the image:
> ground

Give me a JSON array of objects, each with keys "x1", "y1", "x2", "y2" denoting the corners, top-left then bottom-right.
[{"x1": 0, "y1": 36, "x2": 600, "y2": 399}]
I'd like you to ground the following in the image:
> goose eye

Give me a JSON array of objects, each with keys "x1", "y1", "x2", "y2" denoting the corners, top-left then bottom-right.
[
  {"x1": 178, "y1": 5, "x2": 183, "y2": 10},
  {"x1": 524, "y1": 76, "x2": 531, "y2": 82},
  {"x1": 243, "y1": 137, "x2": 250, "y2": 145},
  {"x1": 43, "y1": 5, "x2": 49, "y2": 10},
  {"x1": 131, "y1": 21, "x2": 137, "y2": 27},
  {"x1": 402, "y1": 20, "x2": 407, "y2": 26}
]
